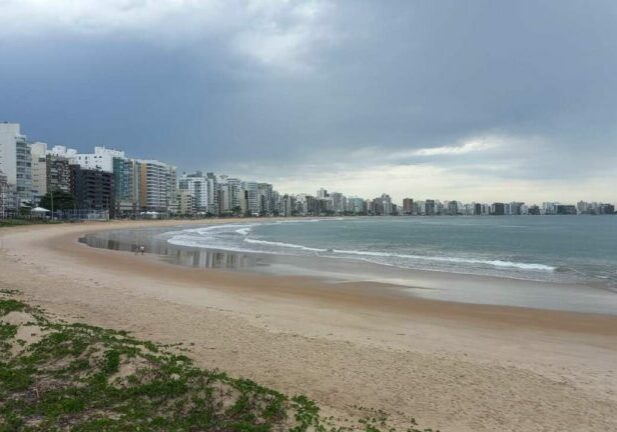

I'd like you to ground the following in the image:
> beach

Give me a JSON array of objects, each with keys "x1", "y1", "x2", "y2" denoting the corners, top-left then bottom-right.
[{"x1": 1, "y1": 220, "x2": 616, "y2": 431}]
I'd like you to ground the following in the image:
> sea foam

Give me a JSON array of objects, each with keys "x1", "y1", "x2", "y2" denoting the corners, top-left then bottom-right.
[{"x1": 166, "y1": 221, "x2": 557, "y2": 273}]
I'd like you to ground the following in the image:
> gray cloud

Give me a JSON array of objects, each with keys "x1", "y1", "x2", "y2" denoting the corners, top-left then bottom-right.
[{"x1": 0, "y1": 0, "x2": 615, "y2": 202}]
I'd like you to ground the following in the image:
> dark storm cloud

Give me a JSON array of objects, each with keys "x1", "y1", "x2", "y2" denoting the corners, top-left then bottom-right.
[{"x1": 0, "y1": 0, "x2": 615, "y2": 199}]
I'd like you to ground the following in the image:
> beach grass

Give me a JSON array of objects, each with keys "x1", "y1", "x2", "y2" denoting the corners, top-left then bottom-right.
[{"x1": 0, "y1": 289, "x2": 436, "y2": 432}]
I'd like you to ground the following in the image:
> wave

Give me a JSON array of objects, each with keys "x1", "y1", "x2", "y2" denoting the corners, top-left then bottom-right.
[
  {"x1": 331, "y1": 249, "x2": 555, "y2": 271},
  {"x1": 242, "y1": 238, "x2": 555, "y2": 271},
  {"x1": 166, "y1": 236, "x2": 276, "y2": 255},
  {"x1": 164, "y1": 221, "x2": 556, "y2": 273},
  {"x1": 244, "y1": 238, "x2": 327, "y2": 252}
]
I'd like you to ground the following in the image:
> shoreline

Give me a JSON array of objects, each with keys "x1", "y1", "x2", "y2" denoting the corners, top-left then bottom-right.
[
  {"x1": 79, "y1": 220, "x2": 617, "y2": 316},
  {"x1": 2, "y1": 220, "x2": 617, "y2": 431}
]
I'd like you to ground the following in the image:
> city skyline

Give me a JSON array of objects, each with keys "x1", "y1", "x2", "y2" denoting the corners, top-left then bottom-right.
[
  {"x1": 1, "y1": 122, "x2": 614, "y2": 218},
  {"x1": 1, "y1": 1, "x2": 616, "y2": 202}
]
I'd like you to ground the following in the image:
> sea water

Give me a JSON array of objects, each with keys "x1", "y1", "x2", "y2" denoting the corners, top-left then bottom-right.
[
  {"x1": 165, "y1": 216, "x2": 617, "y2": 289},
  {"x1": 80, "y1": 216, "x2": 617, "y2": 313}
]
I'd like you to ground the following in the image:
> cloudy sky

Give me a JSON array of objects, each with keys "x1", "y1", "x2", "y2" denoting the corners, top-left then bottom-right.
[{"x1": 1, "y1": 0, "x2": 616, "y2": 203}]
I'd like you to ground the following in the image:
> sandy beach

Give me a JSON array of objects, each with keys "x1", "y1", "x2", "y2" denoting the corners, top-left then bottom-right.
[{"x1": 1, "y1": 220, "x2": 616, "y2": 431}]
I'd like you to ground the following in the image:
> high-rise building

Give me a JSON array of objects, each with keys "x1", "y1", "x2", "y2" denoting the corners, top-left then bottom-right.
[
  {"x1": 491, "y1": 203, "x2": 505, "y2": 215},
  {"x1": 542, "y1": 202, "x2": 558, "y2": 215},
  {"x1": 113, "y1": 157, "x2": 140, "y2": 216},
  {"x1": 0, "y1": 169, "x2": 18, "y2": 215},
  {"x1": 316, "y1": 188, "x2": 328, "y2": 199},
  {"x1": 15, "y1": 136, "x2": 33, "y2": 205},
  {"x1": 528, "y1": 205, "x2": 541, "y2": 215},
  {"x1": 226, "y1": 177, "x2": 242, "y2": 212},
  {"x1": 304, "y1": 195, "x2": 320, "y2": 215},
  {"x1": 205, "y1": 173, "x2": 218, "y2": 215},
  {"x1": 46, "y1": 155, "x2": 72, "y2": 194},
  {"x1": 446, "y1": 200, "x2": 459, "y2": 215},
  {"x1": 330, "y1": 192, "x2": 345, "y2": 214},
  {"x1": 179, "y1": 172, "x2": 208, "y2": 213},
  {"x1": 381, "y1": 194, "x2": 393, "y2": 215},
  {"x1": 425, "y1": 199, "x2": 436, "y2": 216},
  {"x1": 30, "y1": 142, "x2": 48, "y2": 198},
  {"x1": 137, "y1": 160, "x2": 176, "y2": 213},
  {"x1": 258, "y1": 183, "x2": 274, "y2": 215},
  {"x1": 70, "y1": 165, "x2": 114, "y2": 211},
  {"x1": 402, "y1": 198, "x2": 414, "y2": 215},
  {"x1": 556, "y1": 205, "x2": 577, "y2": 215},
  {"x1": 0, "y1": 123, "x2": 34, "y2": 205},
  {"x1": 47, "y1": 145, "x2": 78, "y2": 158},
  {"x1": 280, "y1": 194, "x2": 296, "y2": 216},
  {"x1": 346, "y1": 197, "x2": 366, "y2": 215},
  {"x1": 72, "y1": 146, "x2": 125, "y2": 173},
  {"x1": 242, "y1": 181, "x2": 260, "y2": 216},
  {"x1": 370, "y1": 194, "x2": 393, "y2": 215},
  {"x1": 177, "y1": 190, "x2": 195, "y2": 216},
  {"x1": 508, "y1": 202, "x2": 524, "y2": 215},
  {"x1": 31, "y1": 141, "x2": 77, "y2": 201},
  {"x1": 0, "y1": 123, "x2": 21, "y2": 186},
  {"x1": 217, "y1": 182, "x2": 229, "y2": 214}
]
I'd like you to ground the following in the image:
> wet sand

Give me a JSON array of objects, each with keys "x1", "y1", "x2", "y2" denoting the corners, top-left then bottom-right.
[{"x1": 1, "y1": 219, "x2": 616, "y2": 431}]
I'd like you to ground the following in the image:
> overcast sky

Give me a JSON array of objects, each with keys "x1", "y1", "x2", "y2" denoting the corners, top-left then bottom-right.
[{"x1": 1, "y1": 0, "x2": 615, "y2": 203}]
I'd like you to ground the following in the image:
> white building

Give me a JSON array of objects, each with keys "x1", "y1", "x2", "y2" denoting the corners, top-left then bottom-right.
[
  {"x1": 72, "y1": 146, "x2": 125, "y2": 173},
  {"x1": 47, "y1": 145, "x2": 78, "y2": 158},
  {"x1": 0, "y1": 123, "x2": 22, "y2": 185},
  {"x1": 0, "y1": 123, "x2": 35, "y2": 205},
  {"x1": 178, "y1": 172, "x2": 208, "y2": 213}
]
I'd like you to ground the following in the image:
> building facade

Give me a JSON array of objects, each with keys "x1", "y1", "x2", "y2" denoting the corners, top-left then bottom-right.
[
  {"x1": 178, "y1": 172, "x2": 208, "y2": 213},
  {"x1": 70, "y1": 165, "x2": 114, "y2": 211},
  {"x1": 30, "y1": 142, "x2": 48, "y2": 199},
  {"x1": 113, "y1": 157, "x2": 140, "y2": 216},
  {"x1": 137, "y1": 160, "x2": 177, "y2": 213},
  {"x1": 72, "y1": 146, "x2": 125, "y2": 173}
]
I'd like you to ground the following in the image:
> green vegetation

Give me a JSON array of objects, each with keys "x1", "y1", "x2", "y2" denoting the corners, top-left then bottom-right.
[
  {"x1": 38, "y1": 190, "x2": 77, "y2": 212},
  {"x1": 0, "y1": 291, "x2": 437, "y2": 432}
]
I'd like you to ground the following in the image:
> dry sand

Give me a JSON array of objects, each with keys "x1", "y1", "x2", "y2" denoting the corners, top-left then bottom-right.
[{"x1": 1, "y1": 219, "x2": 616, "y2": 431}]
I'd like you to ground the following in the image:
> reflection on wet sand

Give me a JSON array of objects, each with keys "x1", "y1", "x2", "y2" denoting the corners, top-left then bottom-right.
[{"x1": 79, "y1": 231, "x2": 261, "y2": 270}]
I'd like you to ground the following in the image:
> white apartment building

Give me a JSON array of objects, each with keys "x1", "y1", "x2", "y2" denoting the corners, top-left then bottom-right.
[
  {"x1": 72, "y1": 146, "x2": 125, "y2": 173},
  {"x1": 0, "y1": 123, "x2": 22, "y2": 185},
  {"x1": 47, "y1": 145, "x2": 78, "y2": 158},
  {"x1": 0, "y1": 123, "x2": 35, "y2": 204},
  {"x1": 178, "y1": 173, "x2": 208, "y2": 213}
]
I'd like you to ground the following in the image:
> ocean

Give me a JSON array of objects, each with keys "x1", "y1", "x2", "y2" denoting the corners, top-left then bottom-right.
[
  {"x1": 80, "y1": 216, "x2": 617, "y2": 314},
  {"x1": 165, "y1": 216, "x2": 616, "y2": 284}
]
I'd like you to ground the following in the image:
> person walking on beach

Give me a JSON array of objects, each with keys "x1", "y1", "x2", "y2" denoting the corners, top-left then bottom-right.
[{"x1": 139, "y1": 245, "x2": 145, "y2": 255}]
